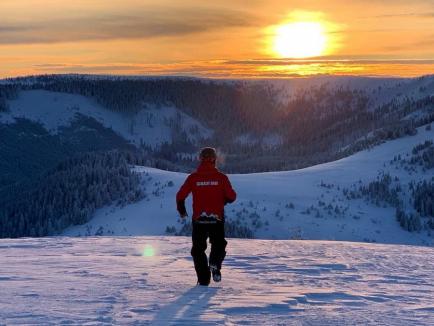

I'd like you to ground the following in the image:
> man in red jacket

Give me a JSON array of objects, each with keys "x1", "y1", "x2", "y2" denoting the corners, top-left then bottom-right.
[{"x1": 176, "y1": 147, "x2": 237, "y2": 286}]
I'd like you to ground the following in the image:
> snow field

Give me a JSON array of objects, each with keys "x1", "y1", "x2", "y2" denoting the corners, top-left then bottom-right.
[{"x1": 0, "y1": 237, "x2": 433, "y2": 325}]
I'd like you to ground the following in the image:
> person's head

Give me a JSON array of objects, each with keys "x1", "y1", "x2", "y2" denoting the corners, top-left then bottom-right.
[{"x1": 199, "y1": 147, "x2": 217, "y2": 164}]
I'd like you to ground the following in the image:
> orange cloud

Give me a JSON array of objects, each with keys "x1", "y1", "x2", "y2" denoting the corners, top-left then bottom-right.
[{"x1": 1, "y1": 0, "x2": 434, "y2": 78}]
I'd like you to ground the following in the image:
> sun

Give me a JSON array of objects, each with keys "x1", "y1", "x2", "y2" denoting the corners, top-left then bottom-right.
[{"x1": 273, "y1": 22, "x2": 327, "y2": 58}]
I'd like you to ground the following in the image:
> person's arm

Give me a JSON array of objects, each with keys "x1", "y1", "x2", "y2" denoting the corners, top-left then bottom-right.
[
  {"x1": 176, "y1": 175, "x2": 193, "y2": 217},
  {"x1": 223, "y1": 175, "x2": 237, "y2": 204}
]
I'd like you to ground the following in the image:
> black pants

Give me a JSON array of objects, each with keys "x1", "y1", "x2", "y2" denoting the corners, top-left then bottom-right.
[{"x1": 191, "y1": 221, "x2": 227, "y2": 284}]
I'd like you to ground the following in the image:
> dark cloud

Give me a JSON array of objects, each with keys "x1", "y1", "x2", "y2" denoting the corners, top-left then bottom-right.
[
  {"x1": 224, "y1": 58, "x2": 434, "y2": 65},
  {"x1": 0, "y1": 8, "x2": 256, "y2": 44},
  {"x1": 0, "y1": 25, "x2": 31, "y2": 32},
  {"x1": 381, "y1": 34, "x2": 434, "y2": 52},
  {"x1": 33, "y1": 63, "x2": 141, "y2": 72},
  {"x1": 373, "y1": 12, "x2": 434, "y2": 18}
]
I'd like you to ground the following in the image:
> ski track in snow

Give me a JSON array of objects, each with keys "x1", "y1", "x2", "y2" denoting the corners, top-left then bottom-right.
[{"x1": 0, "y1": 237, "x2": 434, "y2": 325}]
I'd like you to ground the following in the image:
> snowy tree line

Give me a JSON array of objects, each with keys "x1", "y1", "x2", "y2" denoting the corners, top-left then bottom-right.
[
  {"x1": 412, "y1": 140, "x2": 433, "y2": 154},
  {"x1": 343, "y1": 172, "x2": 434, "y2": 233},
  {"x1": 394, "y1": 177, "x2": 434, "y2": 234},
  {"x1": 0, "y1": 151, "x2": 145, "y2": 238},
  {"x1": 395, "y1": 208, "x2": 423, "y2": 232},
  {"x1": 0, "y1": 115, "x2": 136, "y2": 191},
  {"x1": 0, "y1": 83, "x2": 19, "y2": 112},
  {"x1": 410, "y1": 141, "x2": 434, "y2": 170},
  {"x1": 0, "y1": 97, "x2": 7, "y2": 112},
  {"x1": 390, "y1": 140, "x2": 434, "y2": 172},
  {"x1": 412, "y1": 180, "x2": 434, "y2": 219},
  {"x1": 343, "y1": 173, "x2": 402, "y2": 208}
]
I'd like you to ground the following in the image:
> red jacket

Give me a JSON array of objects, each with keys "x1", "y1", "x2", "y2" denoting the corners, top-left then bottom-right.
[{"x1": 176, "y1": 162, "x2": 237, "y2": 221}]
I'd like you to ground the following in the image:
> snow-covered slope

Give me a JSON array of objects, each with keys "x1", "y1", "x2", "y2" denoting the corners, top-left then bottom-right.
[
  {"x1": 0, "y1": 90, "x2": 211, "y2": 147},
  {"x1": 1, "y1": 236, "x2": 433, "y2": 325},
  {"x1": 63, "y1": 125, "x2": 434, "y2": 246}
]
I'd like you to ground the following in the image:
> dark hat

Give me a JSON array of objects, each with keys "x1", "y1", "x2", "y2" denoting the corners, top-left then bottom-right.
[{"x1": 199, "y1": 147, "x2": 217, "y2": 161}]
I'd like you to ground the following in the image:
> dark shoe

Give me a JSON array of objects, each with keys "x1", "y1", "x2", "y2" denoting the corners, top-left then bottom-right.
[
  {"x1": 210, "y1": 265, "x2": 221, "y2": 282},
  {"x1": 197, "y1": 280, "x2": 210, "y2": 286},
  {"x1": 197, "y1": 270, "x2": 211, "y2": 286}
]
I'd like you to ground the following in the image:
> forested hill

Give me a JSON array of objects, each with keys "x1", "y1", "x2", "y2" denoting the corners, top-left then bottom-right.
[
  {"x1": 0, "y1": 74, "x2": 433, "y2": 238},
  {"x1": 2, "y1": 74, "x2": 433, "y2": 173}
]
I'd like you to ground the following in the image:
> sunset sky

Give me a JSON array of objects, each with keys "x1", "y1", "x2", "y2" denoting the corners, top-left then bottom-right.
[{"x1": 1, "y1": 0, "x2": 434, "y2": 78}]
